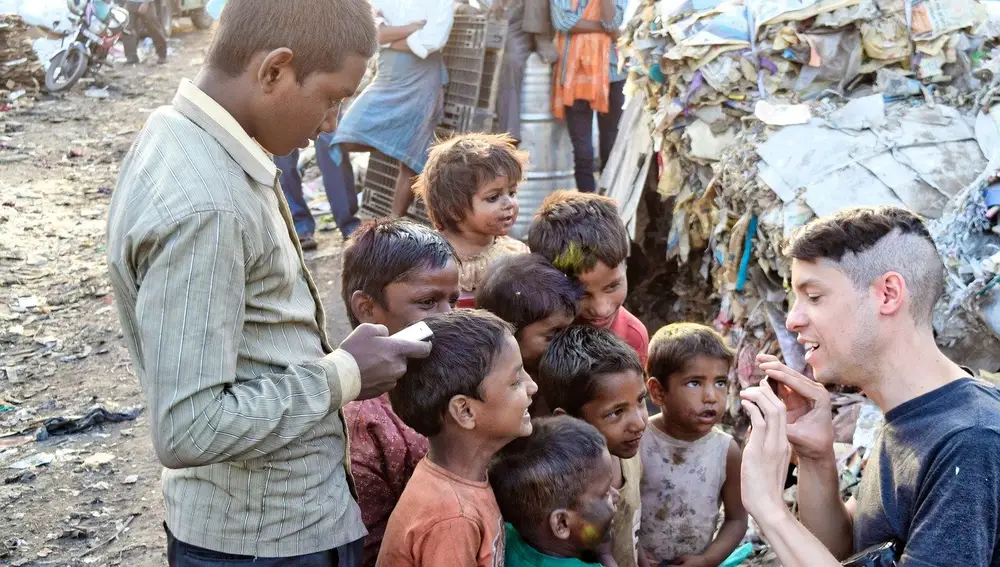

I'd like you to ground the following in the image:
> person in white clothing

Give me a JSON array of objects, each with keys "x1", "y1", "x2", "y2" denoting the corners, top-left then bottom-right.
[{"x1": 333, "y1": 0, "x2": 455, "y2": 217}]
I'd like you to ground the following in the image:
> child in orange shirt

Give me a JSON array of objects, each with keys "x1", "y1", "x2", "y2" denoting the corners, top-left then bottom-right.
[
  {"x1": 413, "y1": 133, "x2": 530, "y2": 308},
  {"x1": 377, "y1": 310, "x2": 538, "y2": 567},
  {"x1": 527, "y1": 191, "x2": 649, "y2": 367}
]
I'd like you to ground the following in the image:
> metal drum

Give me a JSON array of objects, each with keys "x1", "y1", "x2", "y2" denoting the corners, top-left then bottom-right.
[{"x1": 511, "y1": 53, "x2": 576, "y2": 240}]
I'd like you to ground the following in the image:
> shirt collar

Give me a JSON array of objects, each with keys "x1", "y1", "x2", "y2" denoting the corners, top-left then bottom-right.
[{"x1": 172, "y1": 79, "x2": 278, "y2": 186}]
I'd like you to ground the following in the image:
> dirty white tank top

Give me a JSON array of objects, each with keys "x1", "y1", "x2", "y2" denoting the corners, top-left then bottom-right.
[{"x1": 638, "y1": 425, "x2": 732, "y2": 563}]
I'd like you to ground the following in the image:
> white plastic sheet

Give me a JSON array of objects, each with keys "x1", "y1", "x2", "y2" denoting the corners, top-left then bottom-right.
[{"x1": 755, "y1": 102, "x2": 986, "y2": 218}]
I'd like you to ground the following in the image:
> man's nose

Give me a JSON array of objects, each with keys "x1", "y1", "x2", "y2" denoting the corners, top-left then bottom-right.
[{"x1": 786, "y1": 302, "x2": 807, "y2": 333}]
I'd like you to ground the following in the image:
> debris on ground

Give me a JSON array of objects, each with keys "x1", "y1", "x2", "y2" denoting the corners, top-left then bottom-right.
[
  {"x1": 32, "y1": 405, "x2": 143, "y2": 440},
  {"x1": 0, "y1": 15, "x2": 45, "y2": 101},
  {"x1": 1, "y1": 23, "x2": 221, "y2": 567}
]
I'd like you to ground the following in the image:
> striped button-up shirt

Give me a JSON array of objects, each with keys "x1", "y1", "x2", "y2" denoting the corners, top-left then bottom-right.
[
  {"x1": 106, "y1": 79, "x2": 366, "y2": 557},
  {"x1": 551, "y1": 0, "x2": 628, "y2": 83}
]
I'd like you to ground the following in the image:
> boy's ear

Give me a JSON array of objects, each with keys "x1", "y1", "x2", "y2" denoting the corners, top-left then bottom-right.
[
  {"x1": 350, "y1": 290, "x2": 378, "y2": 325},
  {"x1": 549, "y1": 509, "x2": 572, "y2": 540},
  {"x1": 647, "y1": 377, "x2": 666, "y2": 407},
  {"x1": 447, "y1": 395, "x2": 477, "y2": 431},
  {"x1": 552, "y1": 407, "x2": 567, "y2": 417},
  {"x1": 257, "y1": 48, "x2": 294, "y2": 93}
]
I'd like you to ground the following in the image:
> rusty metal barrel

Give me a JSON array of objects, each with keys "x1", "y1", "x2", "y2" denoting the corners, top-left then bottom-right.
[{"x1": 510, "y1": 53, "x2": 576, "y2": 240}]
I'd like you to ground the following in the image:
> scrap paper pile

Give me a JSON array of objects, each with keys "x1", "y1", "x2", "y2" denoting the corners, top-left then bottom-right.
[
  {"x1": 620, "y1": 0, "x2": 1000, "y2": 374},
  {"x1": 0, "y1": 15, "x2": 45, "y2": 101}
]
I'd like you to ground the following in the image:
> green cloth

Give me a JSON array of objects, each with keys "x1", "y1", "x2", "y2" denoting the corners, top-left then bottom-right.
[{"x1": 505, "y1": 523, "x2": 602, "y2": 567}]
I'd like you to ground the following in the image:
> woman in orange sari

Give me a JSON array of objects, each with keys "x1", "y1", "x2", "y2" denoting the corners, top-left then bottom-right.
[{"x1": 550, "y1": 0, "x2": 627, "y2": 193}]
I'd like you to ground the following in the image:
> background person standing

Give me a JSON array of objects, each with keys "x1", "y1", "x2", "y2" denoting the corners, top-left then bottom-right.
[
  {"x1": 333, "y1": 0, "x2": 453, "y2": 218},
  {"x1": 274, "y1": 130, "x2": 361, "y2": 250},
  {"x1": 121, "y1": 0, "x2": 168, "y2": 65},
  {"x1": 550, "y1": 0, "x2": 626, "y2": 193}
]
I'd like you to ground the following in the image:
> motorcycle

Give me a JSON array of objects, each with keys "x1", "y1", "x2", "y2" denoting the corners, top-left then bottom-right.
[{"x1": 44, "y1": 0, "x2": 130, "y2": 92}]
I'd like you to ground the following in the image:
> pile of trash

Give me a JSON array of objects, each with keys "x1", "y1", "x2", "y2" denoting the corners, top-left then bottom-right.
[
  {"x1": 0, "y1": 14, "x2": 45, "y2": 101},
  {"x1": 620, "y1": 0, "x2": 1000, "y2": 374}
]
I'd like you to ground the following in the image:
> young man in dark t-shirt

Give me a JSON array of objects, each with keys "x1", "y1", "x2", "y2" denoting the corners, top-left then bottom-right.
[{"x1": 736, "y1": 206, "x2": 1000, "y2": 567}]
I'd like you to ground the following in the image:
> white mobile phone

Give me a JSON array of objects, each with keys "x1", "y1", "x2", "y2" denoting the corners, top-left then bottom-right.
[{"x1": 392, "y1": 321, "x2": 433, "y2": 342}]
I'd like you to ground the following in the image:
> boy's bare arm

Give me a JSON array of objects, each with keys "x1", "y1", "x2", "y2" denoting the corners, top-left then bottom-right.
[{"x1": 688, "y1": 440, "x2": 749, "y2": 566}]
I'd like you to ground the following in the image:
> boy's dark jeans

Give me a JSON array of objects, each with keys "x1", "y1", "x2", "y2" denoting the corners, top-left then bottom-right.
[
  {"x1": 166, "y1": 525, "x2": 362, "y2": 567},
  {"x1": 274, "y1": 134, "x2": 360, "y2": 238},
  {"x1": 564, "y1": 80, "x2": 626, "y2": 193}
]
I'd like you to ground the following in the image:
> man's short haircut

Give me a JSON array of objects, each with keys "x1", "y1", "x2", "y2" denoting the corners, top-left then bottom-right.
[
  {"x1": 527, "y1": 191, "x2": 629, "y2": 277},
  {"x1": 490, "y1": 415, "x2": 608, "y2": 542},
  {"x1": 647, "y1": 323, "x2": 733, "y2": 389},
  {"x1": 476, "y1": 254, "x2": 583, "y2": 336},
  {"x1": 785, "y1": 206, "x2": 944, "y2": 325},
  {"x1": 341, "y1": 219, "x2": 457, "y2": 328},
  {"x1": 538, "y1": 326, "x2": 643, "y2": 416},
  {"x1": 207, "y1": 0, "x2": 378, "y2": 80},
  {"x1": 413, "y1": 133, "x2": 528, "y2": 233},
  {"x1": 390, "y1": 310, "x2": 515, "y2": 437}
]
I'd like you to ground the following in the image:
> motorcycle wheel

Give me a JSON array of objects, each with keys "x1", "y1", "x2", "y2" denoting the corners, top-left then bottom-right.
[{"x1": 44, "y1": 44, "x2": 88, "y2": 92}]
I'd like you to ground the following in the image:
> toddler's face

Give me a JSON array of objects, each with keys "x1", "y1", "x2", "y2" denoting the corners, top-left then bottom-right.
[
  {"x1": 368, "y1": 260, "x2": 460, "y2": 334},
  {"x1": 459, "y1": 175, "x2": 519, "y2": 237},
  {"x1": 579, "y1": 370, "x2": 648, "y2": 459},
  {"x1": 575, "y1": 262, "x2": 627, "y2": 329},
  {"x1": 517, "y1": 309, "x2": 574, "y2": 371},
  {"x1": 471, "y1": 332, "x2": 538, "y2": 440},
  {"x1": 566, "y1": 447, "x2": 618, "y2": 552},
  {"x1": 651, "y1": 355, "x2": 730, "y2": 440}
]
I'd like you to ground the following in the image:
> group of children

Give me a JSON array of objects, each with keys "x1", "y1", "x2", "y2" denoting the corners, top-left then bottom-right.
[{"x1": 338, "y1": 133, "x2": 748, "y2": 567}]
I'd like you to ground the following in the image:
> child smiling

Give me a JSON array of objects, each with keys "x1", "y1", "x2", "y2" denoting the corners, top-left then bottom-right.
[
  {"x1": 527, "y1": 191, "x2": 648, "y2": 367},
  {"x1": 377, "y1": 310, "x2": 538, "y2": 567},
  {"x1": 539, "y1": 326, "x2": 650, "y2": 567},
  {"x1": 413, "y1": 133, "x2": 530, "y2": 307}
]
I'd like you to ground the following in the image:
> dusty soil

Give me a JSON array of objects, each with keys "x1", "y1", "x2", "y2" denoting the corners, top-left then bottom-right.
[{"x1": 0, "y1": 26, "x2": 354, "y2": 566}]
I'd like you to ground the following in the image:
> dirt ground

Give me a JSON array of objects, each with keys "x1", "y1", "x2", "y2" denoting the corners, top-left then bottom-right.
[{"x1": 0, "y1": 26, "x2": 355, "y2": 566}]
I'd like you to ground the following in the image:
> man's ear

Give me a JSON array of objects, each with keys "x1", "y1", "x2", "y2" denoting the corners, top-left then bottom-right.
[
  {"x1": 552, "y1": 407, "x2": 566, "y2": 417},
  {"x1": 350, "y1": 290, "x2": 378, "y2": 325},
  {"x1": 447, "y1": 395, "x2": 477, "y2": 431},
  {"x1": 873, "y1": 271, "x2": 907, "y2": 318},
  {"x1": 549, "y1": 509, "x2": 572, "y2": 540},
  {"x1": 257, "y1": 48, "x2": 295, "y2": 93}
]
